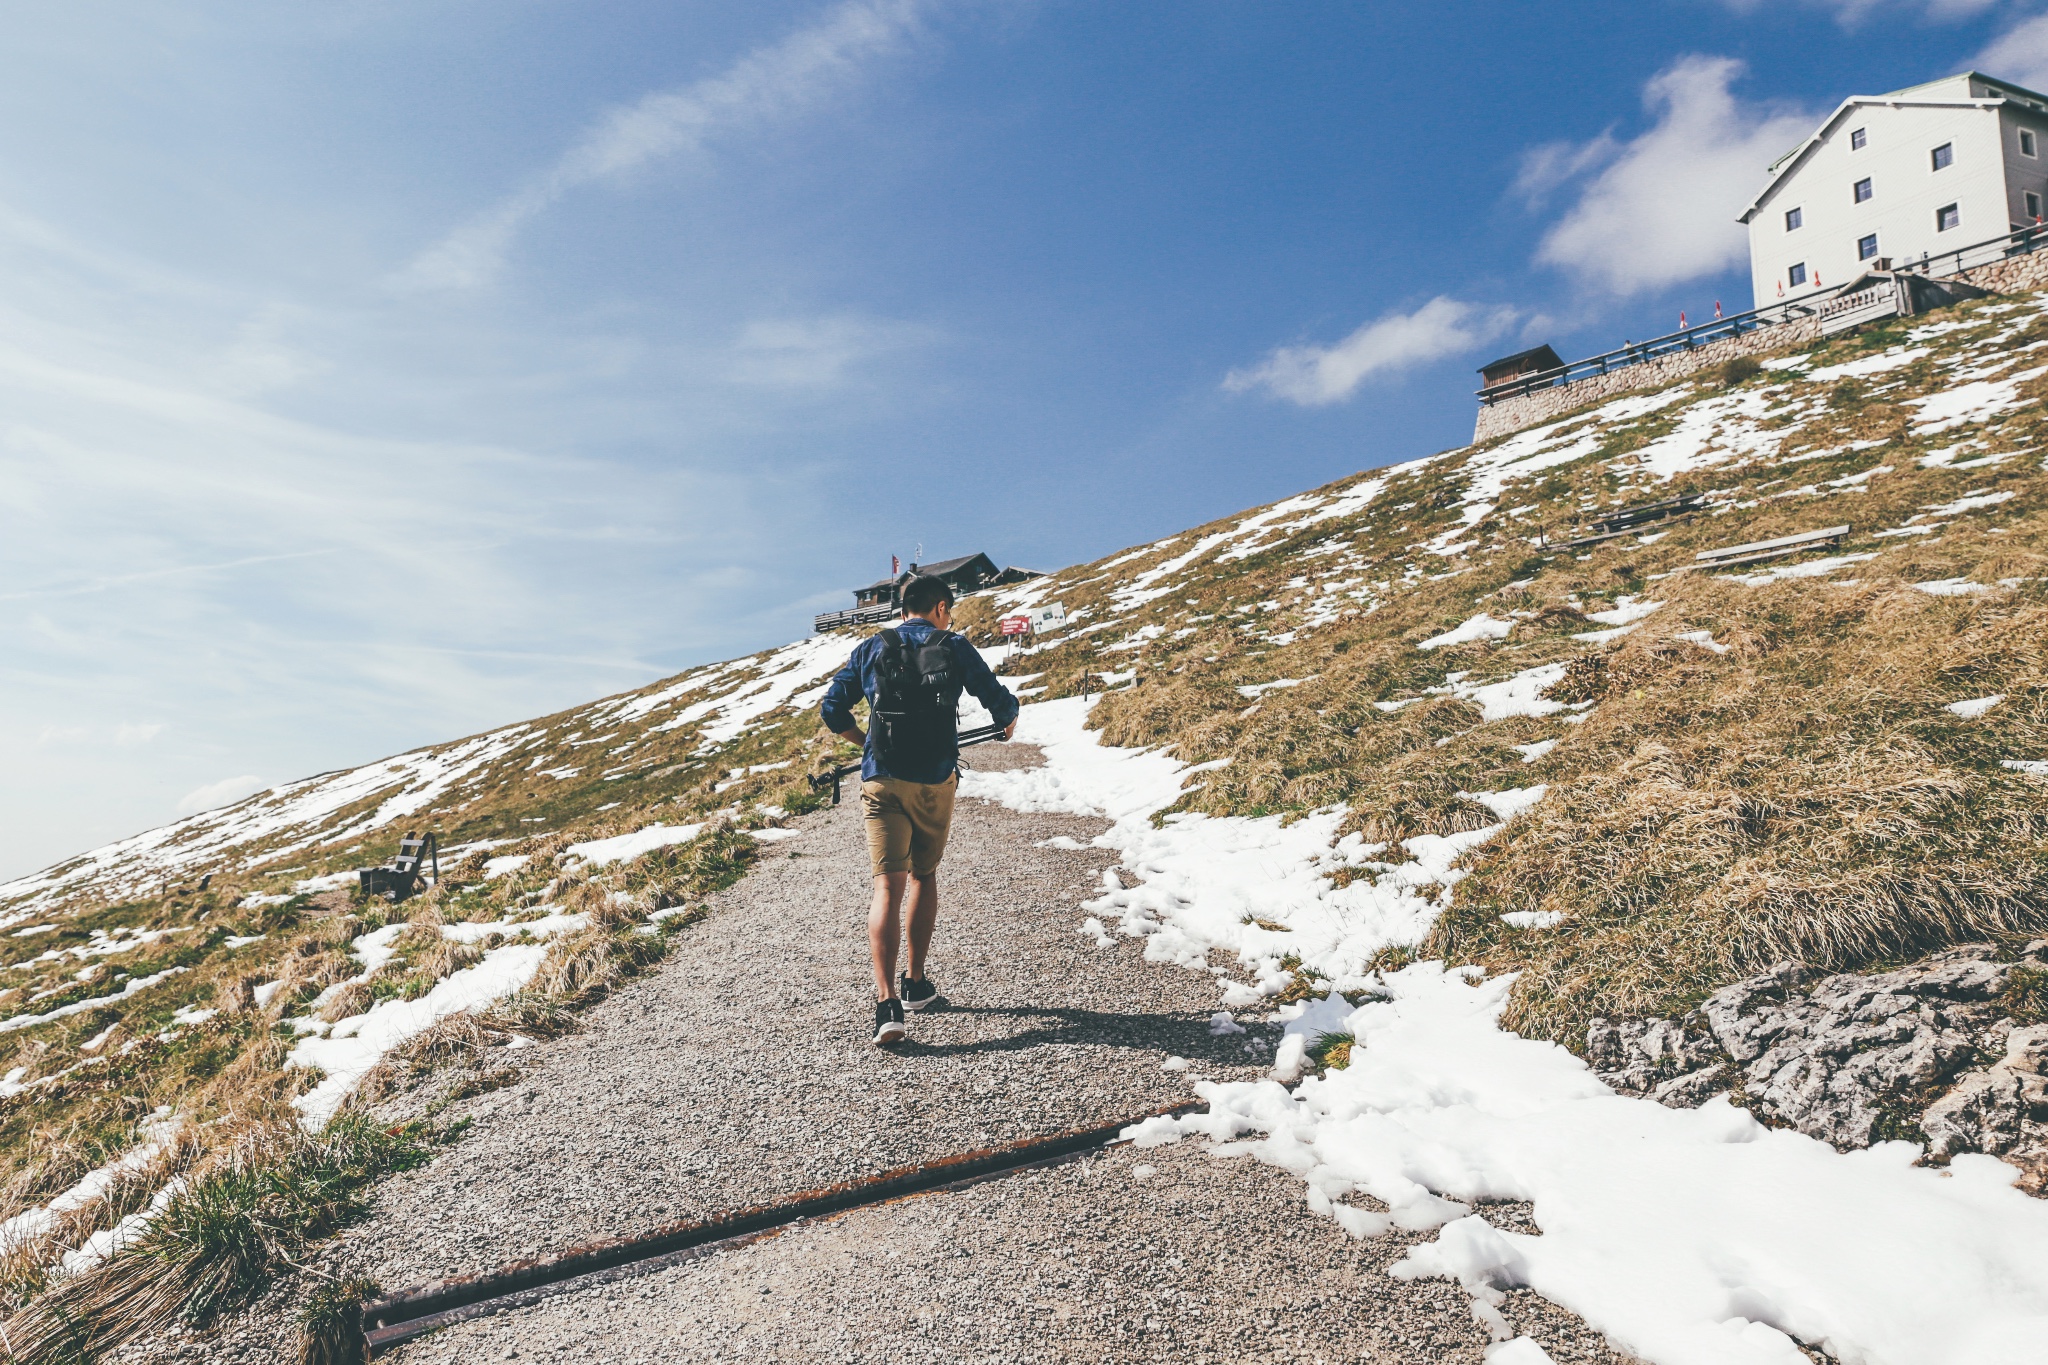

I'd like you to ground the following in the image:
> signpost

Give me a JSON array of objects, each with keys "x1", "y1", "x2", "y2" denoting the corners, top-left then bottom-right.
[
  {"x1": 998, "y1": 615, "x2": 1031, "y2": 637},
  {"x1": 1027, "y1": 602, "x2": 1067, "y2": 632}
]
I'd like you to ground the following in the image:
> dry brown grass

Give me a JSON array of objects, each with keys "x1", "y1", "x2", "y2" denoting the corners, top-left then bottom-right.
[
  {"x1": 316, "y1": 982, "x2": 374, "y2": 1025},
  {"x1": 0, "y1": 1117, "x2": 427, "y2": 1365},
  {"x1": 412, "y1": 937, "x2": 481, "y2": 983},
  {"x1": 1430, "y1": 579, "x2": 2048, "y2": 1040},
  {"x1": 352, "y1": 1014, "x2": 499, "y2": 1107},
  {"x1": 191, "y1": 1030, "x2": 310, "y2": 1125},
  {"x1": 0, "y1": 1118, "x2": 205, "y2": 1315}
]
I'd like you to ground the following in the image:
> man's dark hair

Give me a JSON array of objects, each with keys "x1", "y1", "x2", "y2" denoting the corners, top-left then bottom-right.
[{"x1": 901, "y1": 574, "x2": 955, "y2": 616}]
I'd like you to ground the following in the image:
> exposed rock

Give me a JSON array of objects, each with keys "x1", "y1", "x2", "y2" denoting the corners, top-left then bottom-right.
[
  {"x1": 1587, "y1": 941, "x2": 2048, "y2": 1193},
  {"x1": 1922, "y1": 1024, "x2": 2048, "y2": 1193}
]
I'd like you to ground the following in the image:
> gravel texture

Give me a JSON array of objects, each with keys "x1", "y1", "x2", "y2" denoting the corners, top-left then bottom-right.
[
  {"x1": 122, "y1": 743, "x2": 1635, "y2": 1362},
  {"x1": 337, "y1": 742, "x2": 1269, "y2": 1284},
  {"x1": 389, "y1": 1142, "x2": 1640, "y2": 1365}
]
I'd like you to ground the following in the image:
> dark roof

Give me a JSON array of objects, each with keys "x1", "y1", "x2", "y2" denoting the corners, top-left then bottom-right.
[
  {"x1": 855, "y1": 553, "x2": 1002, "y2": 596},
  {"x1": 913, "y1": 553, "x2": 997, "y2": 579},
  {"x1": 1478, "y1": 344, "x2": 1564, "y2": 381}
]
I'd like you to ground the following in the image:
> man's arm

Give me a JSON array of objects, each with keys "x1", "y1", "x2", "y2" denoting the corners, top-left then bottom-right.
[
  {"x1": 951, "y1": 635, "x2": 1021, "y2": 739},
  {"x1": 819, "y1": 651, "x2": 868, "y2": 746}
]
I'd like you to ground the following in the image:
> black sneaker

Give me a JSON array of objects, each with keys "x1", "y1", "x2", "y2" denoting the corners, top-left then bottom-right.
[
  {"x1": 899, "y1": 974, "x2": 939, "y2": 1011},
  {"x1": 873, "y1": 998, "x2": 907, "y2": 1045}
]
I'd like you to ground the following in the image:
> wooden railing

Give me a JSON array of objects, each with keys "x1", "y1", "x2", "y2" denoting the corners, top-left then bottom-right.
[{"x1": 813, "y1": 603, "x2": 899, "y2": 633}]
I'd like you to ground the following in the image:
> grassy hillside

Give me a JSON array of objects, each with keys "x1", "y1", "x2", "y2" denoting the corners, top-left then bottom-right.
[{"x1": 3, "y1": 287, "x2": 2047, "y2": 1358}]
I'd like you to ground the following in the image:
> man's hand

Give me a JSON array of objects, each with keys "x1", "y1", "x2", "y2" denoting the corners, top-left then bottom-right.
[
  {"x1": 836, "y1": 727, "x2": 866, "y2": 748},
  {"x1": 1003, "y1": 719, "x2": 1018, "y2": 740}
]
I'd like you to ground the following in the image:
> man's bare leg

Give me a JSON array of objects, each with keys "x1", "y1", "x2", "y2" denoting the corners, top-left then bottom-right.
[
  {"x1": 869, "y1": 872, "x2": 908, "y2": 1000},
  {"x1": 904, "y1": 872, "x2": 939, "y2": 982}
]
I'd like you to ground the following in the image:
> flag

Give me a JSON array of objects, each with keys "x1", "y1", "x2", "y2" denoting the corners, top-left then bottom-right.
[
  {"x1": 1714, "y1": 300, "x2": 1723, "y2": 320},
  {"x1": 1680, "y1": 311, "x2": 1688, "y2": 329},
  {"x1": 892, "y1": 555, "x2": 900, "y2": 576}
]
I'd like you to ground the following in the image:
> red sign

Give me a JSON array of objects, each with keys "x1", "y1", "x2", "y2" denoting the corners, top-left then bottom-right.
[{"x1": 998, "y1": 615, "x2": 1031, "y2": 637}]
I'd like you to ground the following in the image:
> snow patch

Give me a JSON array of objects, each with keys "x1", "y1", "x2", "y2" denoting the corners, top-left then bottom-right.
[
  {"x1": 563, "y1": 823, "x2": 705, "y2": 868},
  {"x1": 1419, "y1": 614, "x2": 1513, "y2": 651}
]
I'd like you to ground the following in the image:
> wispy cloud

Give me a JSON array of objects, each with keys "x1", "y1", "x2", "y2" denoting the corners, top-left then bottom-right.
[
  {"x1": 726, "y1": 314, "x2": 941, "y2": 390},
  {"x1": 1978, "y1": 11, "x2": 2048, "y2": 90},
  {"x1": 398, "y1": 0, "x2": 939, "y2": 290},
  {"x1": 1527, "y1": 56, "x2": 1813, "y2": 296},
  {"x1": 0, "y1": 191, "x2": 811, "y2": 878},
  {"x1": 1223, "y1": 297, "x2": 1517, "y2": 407},
  {"x1": 1718, "y1": 0, "x2": 2000, "y2": 22},
  {"x1": 1512, "y1": 133, "x2": 1621, "y2": 209},
  {"x1": 176, "y1": 775, "x2": 265, "y2": 815}
]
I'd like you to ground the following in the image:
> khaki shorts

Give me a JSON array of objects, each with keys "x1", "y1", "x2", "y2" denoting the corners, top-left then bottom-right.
[{"x1": 862, "y1": 773, "x2": 958, "y2": 877}]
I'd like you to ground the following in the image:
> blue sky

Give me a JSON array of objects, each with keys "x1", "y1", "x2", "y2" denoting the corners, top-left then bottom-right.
[{"x1": 5, "y1": 0, "x2": 2046, "y2": 877}]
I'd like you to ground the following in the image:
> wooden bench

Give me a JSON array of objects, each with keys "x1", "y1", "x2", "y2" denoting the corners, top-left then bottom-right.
[
  {"x1": 1687, "y1": 524, "x2": 1850, "y2": 571},
  {"x1": 1554, "y1": 493, "x2": 1704, "y2": 550},
  {"x1": 359, "y1": 831, "x2": 440, "y2": 904}
]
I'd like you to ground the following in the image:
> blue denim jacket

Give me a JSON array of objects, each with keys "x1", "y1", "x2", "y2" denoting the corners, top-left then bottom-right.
[{"x1": 819, "y1": 619, "x2": 1021, "y2": 784}]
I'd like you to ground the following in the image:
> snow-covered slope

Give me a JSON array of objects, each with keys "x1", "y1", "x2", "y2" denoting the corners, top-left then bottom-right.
[
  {"x1": 6, "y1": 277, "x2": 2048, "y2": 1365},
  {"x1": 0, "y1": 633, "x2": 852, "y2": 921}
]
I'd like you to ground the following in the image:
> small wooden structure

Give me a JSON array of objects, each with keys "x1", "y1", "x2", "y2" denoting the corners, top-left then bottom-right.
[
  {"x1": 1688, "y1": 525, "x2": 1849, "y2": 571},
  {"x1": 815, "y1": 554, "x2": 1041, "y2": 633},
  {"x1": 359, "y1": 832, "x2": 440, "y2": 904},
  {"x1": 1555, "y1": 493, "x2": 1705, "y2": 550},
  {"x1": 1478, "y1": 345, "x2": 1565, "y2": 396}
]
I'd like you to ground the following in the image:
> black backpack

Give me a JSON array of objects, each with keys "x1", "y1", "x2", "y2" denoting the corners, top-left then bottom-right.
[{"x1": 869, "y1": 628, "x2": 963, "y2": 770}]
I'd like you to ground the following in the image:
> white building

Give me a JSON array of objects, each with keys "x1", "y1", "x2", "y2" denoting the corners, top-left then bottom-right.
[{"x1": 1740, "y1": 72, "x2": 2048, "y2": 309}]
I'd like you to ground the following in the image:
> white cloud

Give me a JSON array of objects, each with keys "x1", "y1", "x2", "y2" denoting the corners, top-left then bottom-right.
[
  {"x1": 1528, "y1": 56, "x2": 1814, "y2": 296},
  {"x1": 399, "y1": 0, "x2": 937, "y2": 290},
  {"x1": 1223, "y1": 297, "x2": 1517, "y2": 407},
  {"x1": 1512, "y1": 133, "x2": 1620, "y2": 208},
  {"x1": 0, "y1": 194, "x2": 803, "y2": 880},
  {"x1": 1978, "y1": 12, "x2": 2048, "y2": 91},
  {"x1": 176, "y1": 775, "x2": 265, "y2": 815},
  {"x1": 1720, "y1": 0, "x2": 2000, "y2": 21},
  {"x1": 726, "y1": 315, "x2": 939, "y2": 390}
]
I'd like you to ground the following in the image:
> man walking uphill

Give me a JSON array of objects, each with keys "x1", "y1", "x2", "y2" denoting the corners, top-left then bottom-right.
[{"x1": 820, "y1": 575, "x2": 1019, "y2": 1046}]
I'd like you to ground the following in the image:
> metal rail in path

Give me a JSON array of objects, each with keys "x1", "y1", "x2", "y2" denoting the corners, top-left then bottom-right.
[{"x1": 359, "y1": 1104, "x2": 1197, "y2": 1353}]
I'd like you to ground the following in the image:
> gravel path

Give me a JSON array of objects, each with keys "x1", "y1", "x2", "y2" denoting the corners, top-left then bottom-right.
[
  {"x1": 332, "y1": 742, "x2": 1266, "y2": 1287},
  {"x1": 132, "y1": 743, "x2": 1637, "y2": 1363},
  {"x1": 396, "y1": 1141, "x2": 1637, "y2": 1365}
]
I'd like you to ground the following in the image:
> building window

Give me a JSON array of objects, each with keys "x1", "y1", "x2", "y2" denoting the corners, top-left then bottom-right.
[
  {"x1": 2028, "y1": 191, "x2": 2042, "y2": 219},
  {"x1": 1789, "y1": 262, "x2": 1808, "y2": 287},
  {"x1": 1932, "y1": 142, "x2": 1954, "y2": 170},
  {"x1": 1853, "y1": 177, "x2": 1872, "y2": 203},
  {"x1": 1859, "y1": 233, "x2": 1879, "y2": 260},
  {"x1": 1785, "y1": 206, "x2": 1803, "y2": 231},
  {"x1": 1937, "y1": 203, "x2": 1961, "y2": 231},
  {"x1": 1850, "y1": 127, "x2": 1867, "y2": 150},
  {"x1": 2025, "y1": 129, "x2": 2039, "y2": 158}
]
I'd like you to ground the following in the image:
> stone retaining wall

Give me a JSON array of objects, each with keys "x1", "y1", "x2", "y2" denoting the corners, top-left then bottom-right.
[
  {"x1": 1955, "y1": 247, "x2": 2048, "y2": 295},
  {"x1": 1472, "y1": 252, "x2": 2048, "y2": 445},
  {"x1": 1472, "y1": 316, "x2": 1825, "y2": 444}
]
